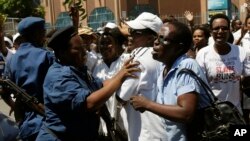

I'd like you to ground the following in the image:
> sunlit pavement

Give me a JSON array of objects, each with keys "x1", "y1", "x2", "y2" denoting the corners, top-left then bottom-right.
[{"x1": 0, "y1": 97, "x2": 15, "y2": 120}]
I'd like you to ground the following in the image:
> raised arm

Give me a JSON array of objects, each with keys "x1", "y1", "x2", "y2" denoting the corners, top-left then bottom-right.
[
  {"x1": 184, "y1": 10, "x2": 194, "y2": 31},
  {"x1": 86, "y1": 57, "x2": 140, "y2": 111},
  {"x1": 69, "y1": 5, "x2": 79, "y2": 29}
]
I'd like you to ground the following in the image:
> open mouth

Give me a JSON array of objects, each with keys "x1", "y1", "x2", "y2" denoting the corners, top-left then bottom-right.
[
  {"x1": 151, "y1": 49, "x2": 158, "y2": 55},
  {"x1": 215, "y1": 37, "x2": 224, "y2": 40}
]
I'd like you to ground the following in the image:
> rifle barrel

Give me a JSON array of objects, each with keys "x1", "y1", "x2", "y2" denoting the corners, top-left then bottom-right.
[{"x1": 0, "y1": 79, "x2": 45, "y2": 116}]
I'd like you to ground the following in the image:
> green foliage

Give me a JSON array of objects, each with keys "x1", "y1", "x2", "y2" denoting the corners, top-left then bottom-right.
[
  {"x1": 0, "y1": 12, "x2": 7, "y2": 27},
  {"x1": 33, "y1": 5, "x2": 45, "y2": 18},
  {"x1": 0, "y1": 0, "x2": 45, "y2": 18},
  {"x1": 63, "y1": 0, "x2": 87, "y2": 21}
]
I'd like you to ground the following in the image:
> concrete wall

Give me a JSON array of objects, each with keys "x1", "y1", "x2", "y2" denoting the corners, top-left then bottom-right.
[
  {"x1": 42, "y1": 0, "x2": 65, "y2": 26},
  {"x1": 158, "y1": 0, "x2": 201, "y2": 16}
]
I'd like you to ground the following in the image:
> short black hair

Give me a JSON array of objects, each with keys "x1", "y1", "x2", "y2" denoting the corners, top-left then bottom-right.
[
  {"x1": 209, "y1": 14, "x2": 230, "y2": 30},
  {"x1": 109, "y1": 27, "x2": 127, "y2": 46},
  {"x1": 192, "y1": 25, "x2": 211, "y2": 40},
  {"x1": 162, "y1": 15, "x2": 178, "y2": 23},
  {"x1": 168, "y1": 21, "x2": 193, "y2": 53},
  {"x1": 231, "y1": 19, "x2": 241, "y2": 29}
]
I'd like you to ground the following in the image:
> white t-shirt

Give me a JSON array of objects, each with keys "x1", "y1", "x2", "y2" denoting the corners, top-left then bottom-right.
[
  {"x1": 233, "y1": 28, "x2": 242, "y2": 42},
  {"x1": 208, "y1": 36, "x2": 214, "y2": 45},
  {"x1": 85, "y1": 51, "x2": 98, "y2": 72},
  {"x1": 117, "y1": 47, "x2": 168, "y2": 141},
  {"x1": 242, "y1": 48, "x2": 250, "y2": 109},
  {"x1": 93, "y1": 53, "x2": 130, "y2": 117},
  {"x1": 196, "y1": 43, "x2": 250, "y2": 112},
  {"x1": 93, "y1": 53, "x2": 129, "y2": 81},
  {"x1": 93, "y1": 53, "x2": 129, "y2": 135},
  {"x1": 234, "y1": 30, "x2": 250, "y2": 109},
  {"x1": 233, "y1": 29, "x2": 250, "y2": 47}
]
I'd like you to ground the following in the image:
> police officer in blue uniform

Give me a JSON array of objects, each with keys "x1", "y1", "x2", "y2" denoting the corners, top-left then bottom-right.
[
  {"x1": 4, "y1": 17, "x2": 55, "y2": 141},
  {"x1": 35, "y1": 26, "x2": 139, "y2": 141}
]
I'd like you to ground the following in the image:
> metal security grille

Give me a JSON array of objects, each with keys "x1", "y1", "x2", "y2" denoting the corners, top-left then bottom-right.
[
  {"x1": 160, "y1": 13, "x2": 205, "y2": 25},
  {"x1": 3, "y1": 18, "x2": 20, "y2": 35},
  {"x1": 88, "y1": 7, "x2": 115, "y2": 31},
  {"x1": 129, "y1": 4, "x2": 157, "y2": 20}
]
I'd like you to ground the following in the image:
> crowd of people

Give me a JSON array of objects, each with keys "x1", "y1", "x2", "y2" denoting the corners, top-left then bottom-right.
[{"x1": 0, "y1": 7, "x2": 250, "y2": 141}]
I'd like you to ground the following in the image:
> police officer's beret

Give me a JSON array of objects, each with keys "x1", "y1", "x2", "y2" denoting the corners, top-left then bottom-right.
[
  {"x1": 47, "y1": 26, "x2": 77, "y2": 51},
  {"x1": 18, "y1": 17, "x2": 45, "y2": 35}
]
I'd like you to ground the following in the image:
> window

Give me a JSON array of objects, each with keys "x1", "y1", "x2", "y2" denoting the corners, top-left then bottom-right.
[{"x1": 88, "y1": 7, "x2": 115, "y2": 31}]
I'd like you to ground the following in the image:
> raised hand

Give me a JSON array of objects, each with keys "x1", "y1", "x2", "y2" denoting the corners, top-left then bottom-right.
[
  {"x1": 119, "y1": 57, "x2": 140, "y2": 79},
  {"x1": 118, "y1": 22, "x2": 130, "y2": 36},
  {"x1": 184, "y1": 10, "x2": 194, "y2": 22},
  {"x1": 69, "y1": 5, "x2": 79, "y2": 28}
]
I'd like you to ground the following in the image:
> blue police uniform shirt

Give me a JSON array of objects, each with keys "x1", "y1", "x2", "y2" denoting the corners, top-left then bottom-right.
[
  {"x1": 0, "y1": 52, "x2": 5, "y2": 76},
  {"x1": 3, "y1": 50, "x2": 15, "y2": 78},
  {"x1": 8, "y1": 42, "x2": 55, "y2": 139},
  {"x1": 36, "y1": 61, "x2": 103, "y2": 141},
  {"x1": 0, "y1": 112, "x2": 19, "y2": 141},
  {"x1": 156, "y1": 55, "x2": 210, "y2": 141}
]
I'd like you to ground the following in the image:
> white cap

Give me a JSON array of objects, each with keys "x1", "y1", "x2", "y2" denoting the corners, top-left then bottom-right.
[
  {"x1": 4, "y1": 36, "x2": 13, "y2": 47},
  {"x1": 97, "y1": 27, "x2": 104, "y2": 34},
  {"x1": 126, "y1": 12, "x2": 163, "y2": 33},
  {"x1": 12, "y1": 33, "x2": 21, "y2": 43},
  {"x1": 105, "y1": 22, "x2": 117, "y2": 29}
]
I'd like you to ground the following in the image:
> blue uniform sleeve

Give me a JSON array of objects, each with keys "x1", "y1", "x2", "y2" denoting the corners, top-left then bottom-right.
[
  {"x1": 176, "y1": 72, "x2": 199, "y2": 95},
  {"x1": 44, "y1": 68, "x2": 91, "y2": 112},
  {"x1": 175, "y1": 59, "x2": 206, "y2": 96}
]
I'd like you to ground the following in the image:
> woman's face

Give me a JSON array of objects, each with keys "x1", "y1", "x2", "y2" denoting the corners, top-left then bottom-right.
[
  {"x1": 99, "y1": 35, "x2": 119, "y2": 63},
  {"x1": 127, "y1": 29, "x2": 155, "y2": 53},
  {"x1": 192, "y1": 29, "x2": 207, "y2": 48},
  {"x1": 127, "y1": 31, "x2": 145, "y2": 52},
  {"x1": 152, "y1": 24, "x2": 180, "y2": 63},
  {"x1": 246, "y1": 18, "x2": 250, "y2": 30},
  {"x1": 234, "y1": 20, "x2": 242, "y2": 31},
  {"x1": 211, "y1": 18, "x2": 229, "y2": 44},
  {"x1": 80, "y1": 34, "x2": 94, "y2": 51},
  {"x1": 67, "y1": 35, "x2": 87, "y2": 68}
]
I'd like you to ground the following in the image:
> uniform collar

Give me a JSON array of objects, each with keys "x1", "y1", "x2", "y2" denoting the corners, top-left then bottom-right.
[{"x1": 163, "y1": 54, "x2": 188, "y2": 78}]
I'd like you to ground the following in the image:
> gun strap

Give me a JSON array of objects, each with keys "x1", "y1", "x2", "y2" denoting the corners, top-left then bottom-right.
[
  {"x1": 114, "y1": 101, "x2": 122, "y2": 129},
  {"x1": 83, "y1": 72, "x2": 116, "y2": 140}
]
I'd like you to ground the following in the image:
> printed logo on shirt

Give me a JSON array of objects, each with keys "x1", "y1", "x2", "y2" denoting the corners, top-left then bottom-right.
[
  {"x1": 207, "y1": 56, "x2": 241, "y2": 83},
  {"x1": 213, "y1": 66, "x2": 240, "y2": 83}
]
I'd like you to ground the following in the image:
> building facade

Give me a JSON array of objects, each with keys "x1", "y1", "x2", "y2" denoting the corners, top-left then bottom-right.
[{"x1": 41, "y1": 0, "x2": 248, "y2": 31}]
